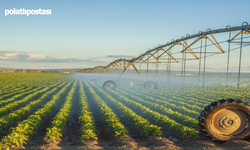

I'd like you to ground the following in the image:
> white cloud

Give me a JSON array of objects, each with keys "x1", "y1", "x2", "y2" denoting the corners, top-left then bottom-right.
[
  {"x1": 0, "y1": 51, "x2": 107, "y2": 69},
  {"x1": 0, "y1": 53, "x2": 18, "y2": 59},
  {"x1": 27, "y1": 53, "x2": 46, "y2": 59},
  {"x1": 0, "y1": 52, "x2": 46, "y2": 60}
]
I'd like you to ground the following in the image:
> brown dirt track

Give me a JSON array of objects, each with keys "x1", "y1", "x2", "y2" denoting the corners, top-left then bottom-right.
[{"x1": 24, "y1": 137, "x2": 250, "y2": 150}]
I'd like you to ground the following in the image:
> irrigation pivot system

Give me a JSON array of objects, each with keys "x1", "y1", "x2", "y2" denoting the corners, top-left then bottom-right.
[
  {"x1": 78, "y1": 22, "x2": 250, "y2": 142},
  {"x1": 78, "y1": 22, "x2": 250, "y2": 89}
]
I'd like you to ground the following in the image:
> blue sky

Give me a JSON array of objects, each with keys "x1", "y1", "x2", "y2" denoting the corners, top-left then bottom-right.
[{"x1": 0, "y1": 0, "x2": 249, "y2": 70}]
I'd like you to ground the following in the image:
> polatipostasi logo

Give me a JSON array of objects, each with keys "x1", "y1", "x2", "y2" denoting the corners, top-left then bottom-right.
[{"x1": 5, "y1": 8, "x2": 52, "y2": 16}]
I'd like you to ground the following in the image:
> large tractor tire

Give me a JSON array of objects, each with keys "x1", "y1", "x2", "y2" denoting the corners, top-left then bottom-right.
[
  {"x1": 144, "y1": 81, "x2": 158, "y2": 90},
  {"x1": 103, "y1": 80, "x2": 117, "y2": 90},
  {"x1": 198, "y1": 99, "x2": 250, "y2": 142}
]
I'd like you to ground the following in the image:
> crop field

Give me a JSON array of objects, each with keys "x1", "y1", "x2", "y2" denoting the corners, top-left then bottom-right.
[{"x1": 1, "y1": 73, "x2": 250, "y2": 149}]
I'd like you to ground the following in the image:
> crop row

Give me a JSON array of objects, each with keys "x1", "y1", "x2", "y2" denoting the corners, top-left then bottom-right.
[
  {"x1": 0, "y1": 83, "x2": 51, "y2": 106},
  {"x1": 84, "y1": 81, "x2": 130, "y2": 137},
  {"x1": 78, "y1": 80, "x2": 98, "y2": 140},
  {"x1": 0, "y1": 79, "x2": 70, "y2": 134},
  {"x1": 0, "y1": 79, "x2": 69, "y2": 116},
  {"x1": 0, "y1": 79, "x2": 66, "y2": 107},
  {"x1": 0, "y1": 73, "x2": 68, "y2": 94},
  {"x1": 0, "y1": 77, "x2": 215, "y2": 149},
  {"x1": 45, "y1": 79, "x2": 77, "y2": 142},
  {"x1": 0, "y1": 79, "x2": 74, "y2": 149},
  {"x1": 155, "y1": 84, "x2": 243, "y2": 104},
  {"x1": 117, "y1": 88, "x2": 199, "y2": 127},
  {"x1": 157, "y1": 87, "x2": 214, "y2": 105},
  {"x1": 0, "y1": 77, "x2": 69, "y2": 101},
  {"x1": 129, "y1": 85, "x2": 207, "y2": 108},
  {"x1": 0, "y1": 86, "x2": 32, "y2": 99},
  {"x1": 103, "y1": 86, "x2": 199, "y2": 139},
  {"x1": 122, "y1": 87, "x2": 200, "y2": 120},
  {"x1": 0, "y1": 78, "x2": 55, "y2": 97},
  {"x1": 90, "y1": 82, "x2": 163, "y2": 137},
  {"x1": 129, "y1": 87, "x2": 203, "y2": 112}
]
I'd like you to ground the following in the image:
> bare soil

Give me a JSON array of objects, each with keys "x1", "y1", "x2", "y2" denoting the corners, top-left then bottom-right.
[
  {"x1": 24, "y1": 137, "x2": 250, "y2": 150},
  {"x1": 11, "y1": 82, "x2": 250, "y2": 149},
  {"x1": 25, "y1": 82, "x2": 74, "y2": 146}
]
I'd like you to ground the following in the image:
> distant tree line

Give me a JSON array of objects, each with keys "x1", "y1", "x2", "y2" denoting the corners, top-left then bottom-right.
[
  {"x1": 40, "y1": 70, "x2": 60, "y2": 73},
  {"x1": 14, "y1": 69, "x2": 60, "y2": 73}
]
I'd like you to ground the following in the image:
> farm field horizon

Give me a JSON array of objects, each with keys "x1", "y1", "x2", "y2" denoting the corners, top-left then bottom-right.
[
  {"x1": 1, "y1": 73, "x2": 250, "y2": 149},
  {"x1": 1, "y1": 0, "x2": 250, "y2": 149}
]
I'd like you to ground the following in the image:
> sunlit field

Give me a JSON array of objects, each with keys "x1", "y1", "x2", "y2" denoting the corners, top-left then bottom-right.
[{"x1": 1, "y1": 73, "x2": 250, "y2": 149}]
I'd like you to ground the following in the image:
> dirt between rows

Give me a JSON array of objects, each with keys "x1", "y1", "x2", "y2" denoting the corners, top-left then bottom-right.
[
  {"x1": 15, "y1": 81, "x2": 250, "y2": 149},
  {"x1": 24, "y1": 137, "x2": 250, "y2": 150}
]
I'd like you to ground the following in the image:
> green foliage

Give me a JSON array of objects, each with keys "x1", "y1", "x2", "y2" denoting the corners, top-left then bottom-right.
[
  {"x1": 0, "y1": 80, "x2": 70, "y2": 133},
  {"x1": 2, "y1": 74, "x2": 249, "y2": 149},
  {"x1": 84, "y1": 81, "x2": 130, "y2": 138},
  {"x1": 78, "y1": 80, "x2": 98, "y2": 140},
  {"x1": 44, "y1": 80, "x2": 77, "y2": 143},
  {"x1": 117, "y1": 88, "x2": 199, "y2": 128},
  {"x1": 0, "y1": 78, "x2": 74, "y2": 149},
  {"x1": 104, "y1": 85, "x2": 199, "y2": 139},
  {"x1": 90, "y1": 82, "x2": 163, "y2": 137}
]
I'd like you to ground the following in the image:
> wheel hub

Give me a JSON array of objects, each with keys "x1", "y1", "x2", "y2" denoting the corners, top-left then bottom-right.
[
  {"x1": 219, "y1": 116, "x2": 238, "y2": 129},
  {"x1": 146, "y1": 83, "x2": 154, "y2": 89},
  {"x1": 211, "y1": 108, "x2": 247, "y2": 135},
  {"x1": 105, "y1": 83, "x2": 113, "y2": 89}
]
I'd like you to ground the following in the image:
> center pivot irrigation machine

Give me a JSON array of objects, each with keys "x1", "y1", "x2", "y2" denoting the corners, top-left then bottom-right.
[{"x1": 77, "y1": 22, "x2": 250, "y2": 142}]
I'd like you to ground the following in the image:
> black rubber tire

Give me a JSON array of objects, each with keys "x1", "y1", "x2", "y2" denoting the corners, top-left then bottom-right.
[
  {"x1": 198, "y1": 98, "x2": 250, "y2": 142},
  {"x1": 103, "y1": 80, "x2": 117, "y2": 90},
  {"x1": 144, "y1": 81, "x2": 158, "y2": 90}
]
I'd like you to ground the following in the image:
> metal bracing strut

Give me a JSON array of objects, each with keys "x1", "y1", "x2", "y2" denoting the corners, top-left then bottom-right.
[
  {"x1": 226, "y1": 25, "x2": 231, "y2": 87},
  {"x1": 202, "y1": 36, "x2": 208, "y2": 87}
]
